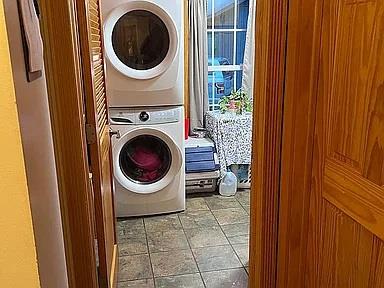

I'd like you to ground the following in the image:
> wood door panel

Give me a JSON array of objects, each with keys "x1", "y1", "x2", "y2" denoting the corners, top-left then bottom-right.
[
  {"x1": 324, "y1": 159, "x2": 384, "y2": 239},
  {"x1": 315, "y1": 0, "x2": 384, "y2": 286},
  {"x1": 322, "y1": 0, "x2": 384, "y2": 240},
  {"x1": 76, "y1": 0, "x2": 117, "y2": 287},
  {"x1": 327, "y1": 0, "x2": 384, "y2": 174},
  {"x1": 369, "y1": 239, "x2": 384, "y2": 287},
  {"x1": 328, "y1": 0, "x2": 381, "y2": 169},
  {"x1": 320, "y1": 201, "x2": 375, "y2": 288},
  {"x1": 278, "y1": 0, "x2": 384, "y2": 285}
]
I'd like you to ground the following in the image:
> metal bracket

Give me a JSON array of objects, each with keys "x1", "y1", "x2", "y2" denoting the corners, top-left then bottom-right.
[{"x1": 85, "y1": 124, "x2": 97, "y2": 145}]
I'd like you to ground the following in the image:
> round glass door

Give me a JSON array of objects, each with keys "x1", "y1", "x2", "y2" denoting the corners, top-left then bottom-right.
[
  {"x1": 104, "y1": 2, "x2": 179, "y2": 79},
  {"x1": 112, "y1": 10, "x2": 170, "y2": 71},
  {"x1": 119, "y1": 135, "x2": 172, "y2": 184}
]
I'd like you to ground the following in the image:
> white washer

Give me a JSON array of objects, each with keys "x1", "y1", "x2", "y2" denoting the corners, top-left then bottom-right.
[
  {"x1": 102, "y1": 0, "x2": 184, "y2": 107},
  {"x1": 111, "y1": 106, "x2": 185, "y2": 217}
]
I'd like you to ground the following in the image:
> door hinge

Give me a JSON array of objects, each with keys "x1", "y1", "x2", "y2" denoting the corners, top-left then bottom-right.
[{"x1": 85, "y1": 124, "x2": 97, "y2": 145}]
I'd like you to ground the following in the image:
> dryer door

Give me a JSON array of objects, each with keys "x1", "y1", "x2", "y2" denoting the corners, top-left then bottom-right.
[
  {"x1": 104, "y1": 1, "x2": 178, "y2": 79},
  {"x1": 113, "y1": 128, "x2": 182, "y2": 194}
]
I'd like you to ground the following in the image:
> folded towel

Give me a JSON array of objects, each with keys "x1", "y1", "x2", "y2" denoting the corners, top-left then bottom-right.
[{"x1": 19, "y1": 0, "x2": 44, "y2": 73}]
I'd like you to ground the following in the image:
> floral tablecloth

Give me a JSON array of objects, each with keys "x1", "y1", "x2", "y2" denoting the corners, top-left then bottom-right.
[{"x1": 206, "y1": 111, "x2": 253, "y2": 177}]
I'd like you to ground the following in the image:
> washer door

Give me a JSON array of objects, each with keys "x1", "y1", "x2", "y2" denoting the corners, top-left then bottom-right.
[
  {"x1": 104, "y1": 1, "x2": 178, "y2": 79},
  {"x1": 114, "y1": 128, "x2": 182, "y2": 194}
]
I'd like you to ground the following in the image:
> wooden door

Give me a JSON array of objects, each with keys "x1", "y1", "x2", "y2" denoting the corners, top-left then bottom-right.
[
  {"x1": 76, "y1": 0, "x2": 117, "y2": 287},
  {"x1": 278, "y1": 0, "x2": 384, "y2": 287},
  {"x1": 312, "y1": 0, "x2": 384, "y2": 285}
]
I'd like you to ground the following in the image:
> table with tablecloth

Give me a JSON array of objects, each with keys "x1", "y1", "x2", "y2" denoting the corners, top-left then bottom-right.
[{"x1": 205, "y1": 111, "x2": 253, "y2": 187}]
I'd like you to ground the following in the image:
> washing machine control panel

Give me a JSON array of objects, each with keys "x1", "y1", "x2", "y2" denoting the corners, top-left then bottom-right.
[{"x1": 110, "y1": 108, "x2": 181, "y2": 125}]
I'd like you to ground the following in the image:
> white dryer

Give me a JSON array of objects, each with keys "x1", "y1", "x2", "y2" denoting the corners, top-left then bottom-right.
[
  {"x1": 102, "y1": 0, "x2": 184, "y2": 107},
  {"x1": 111, "y1": 106, "x2": 185, "y2": 217}
]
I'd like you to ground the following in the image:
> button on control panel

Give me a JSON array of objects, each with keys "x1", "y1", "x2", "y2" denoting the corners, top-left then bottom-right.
[{"x1": 139, "y1": 111, "x2": 150, "y2": 122}]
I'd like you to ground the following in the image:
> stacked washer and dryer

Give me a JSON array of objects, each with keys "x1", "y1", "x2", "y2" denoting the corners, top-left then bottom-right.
[{"x1": 102, "y1": 0, "x2": 185, "y2": 217}]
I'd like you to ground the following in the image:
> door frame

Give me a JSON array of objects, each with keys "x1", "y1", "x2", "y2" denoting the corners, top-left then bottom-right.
[
  {"x1": 275, "y1": 0, "x2": 324, "y2": 287},
  {"x1": 248, "y1": 0, "x2": 289, "y2": 287},
  {"x1": 38, "y1": 0, "x2": 291, "y2": 286},
  {"x1": 249, "y1": 1, "x2": 325, "y2": 287}
]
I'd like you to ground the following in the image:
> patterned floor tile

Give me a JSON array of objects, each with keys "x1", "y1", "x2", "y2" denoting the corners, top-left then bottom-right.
[
  {"x1": 242, "y1": 205, "x2": 250, "y2": 215},
  {"x1": 221, "y1": 223, "x2": 250, "y2": 238},
  {"x1": 192, "y1": 245, "x2": 242, "y2": 272},
  {"x1": 118, "y1": 233, "x2": 148, "y2": 256},
  {"x1": 235, "y1": 190, "x2": 250, "y2": 207},
  {"x1": 205, "y1": 195, "x2": 243, "y2": 210},
  {"x1": 185, "y1": 197, "x2": 209, "y2": 211},
  {"x1": 179, "y1": 210, "x2": 218, "y2": 229},
  {"x1": 117, "y1": 218, "x2": 145, "y2": 236},
  {"x1": 155, "y1": 274, "x2": 205, "y2": 288},
  {"x1": 232, "y1": 243, "x2": 249, "y2": 267},
  {"x1": 201, "y1": 268, "x2": 248, "y2": 288},
  {"x1": 117, "y1": 279, "x2": 154, "y2": 288},
  {"x1": 212, "y1": 208, "x2": 249, "y2": 225},
  {"x1": 184, "y1": 226, "x2": 228, "y2": 248},
  {"x1": 147, "y1": 229, "x2": 189, "y2": 253},
  {"x1": 151, "y1": 250, "x2": 198, "y2": 277},
  {"x1": 118, "y1": 254, "x2": 152, "y2": 281},
  {"x1": 144, "y1": 214, "x2": 182, "y2": 233},
  {"x1": 227, "y1": 234, "x2": 249, "y2": 245}
]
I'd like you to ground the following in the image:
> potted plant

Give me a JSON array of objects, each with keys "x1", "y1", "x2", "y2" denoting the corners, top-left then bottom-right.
[{"x1": 218, "y1": 89, "x2": 252, "y2": 114}]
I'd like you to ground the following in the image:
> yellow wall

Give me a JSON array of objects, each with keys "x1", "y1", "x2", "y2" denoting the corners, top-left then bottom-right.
[{"x1": 0, "y1": 0, "x2": 40, "y2": 286}]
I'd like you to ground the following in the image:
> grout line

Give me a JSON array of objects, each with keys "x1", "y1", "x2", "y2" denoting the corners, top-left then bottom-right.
[
  {"x1": 117, "y1": 192, "x2": 250, "y2": 285},
  {"x1": 142, "y1": 217, "x2": 157, "y2": 287},
  {"x1": 178, "y1": 211, "x2": 207, "y2": 288},
  {"x1": 232, "y1": 194, "x2": 250, "y2": 269},
  {"x1": 209, "y1": 197, "x2": 248, "y2": 270}
]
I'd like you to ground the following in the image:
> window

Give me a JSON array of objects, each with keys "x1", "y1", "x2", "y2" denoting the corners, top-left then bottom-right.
[{"x1": 207, "y1": 0, "x2": 249, "y2": 110}]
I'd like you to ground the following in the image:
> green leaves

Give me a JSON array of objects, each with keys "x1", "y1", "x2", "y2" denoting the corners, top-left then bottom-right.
[{"x1": 218, "y1": 89, "x2": 253, "y2": 114}]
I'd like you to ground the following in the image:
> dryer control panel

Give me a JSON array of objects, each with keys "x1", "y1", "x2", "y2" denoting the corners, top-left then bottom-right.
[{"x1": 110, "y1": 107, "x2": 182, "y2": 125}]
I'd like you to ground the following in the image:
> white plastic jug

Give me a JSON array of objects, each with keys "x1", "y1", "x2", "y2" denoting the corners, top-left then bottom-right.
[{"x1": 219, "y1": 172, "x2": 238, "y2": 197}]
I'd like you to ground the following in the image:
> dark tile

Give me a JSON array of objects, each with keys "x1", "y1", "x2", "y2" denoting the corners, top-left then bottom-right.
[
  {"x1": 221, "y1": 223, "x2": 249, "y2": 238},
  {"x1": 205, "y1": 195, "x2": 242, "y2": 210},
  {"x1": 117, "y1": 218, "x2": 145, "y2": 237},
  {"x1": 186, "y1": 197, "x2": 209, "y2": 211},
  {"x1": 151, "y1": 250, "x2": 198, "y2": 277},
  {"x1": 235, "y1": 191, "x2": 250, "y2": 207},
  {"x1": 192, "y1": 245, "x2": 242, "y2": 272},
  {"x1": 227, "y1": 234, "x2": 249, "y2": 245},
  {"x1": 212, "y1": 208, "x2": 249, "y2": 226},
  {"x1": 117, "y1": 279, "x2": 154, "y2": 288},
  {"x1": 179, "y1": 210, "x2": 218, "y2": 229},
  {"x1": 118, "y1": 254, "x2": 152, "y2": 281},
  {"x1": 147, "y1": 229, "x2": 189, "y2": 253},
  {"x1": 184, "y1": 226, "x2": 228, "y2": 248},
  {"x1": 118, "y1": 233, "x2": 148, "y2": 256},
  {"x1": 155, "y1": 274, "x2": 204, "y2": 288},
  {"x1": 201, "y1": 268, "x2": 248, "y2": 288},
  {"x1": 144, "y1": 214, "x2": 182, "y2": 232},
  {"x1": 232, "y1": 244, "x2": 249, "y2": 267}
]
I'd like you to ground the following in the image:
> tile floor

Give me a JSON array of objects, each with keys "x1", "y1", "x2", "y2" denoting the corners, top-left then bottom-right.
[{"x1": 116, "y1": 190, "x2": 250, "y2": 288}]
